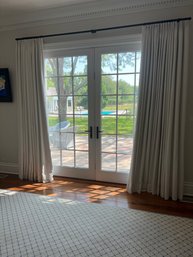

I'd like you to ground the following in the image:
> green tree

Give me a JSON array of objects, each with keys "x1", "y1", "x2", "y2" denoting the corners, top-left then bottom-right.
[
  {"x1": 45, "y1": 57, "x2": 87, "y2": 121},
  {"x1": 101, "y1": 52, "x2": 135, "y2": 73}
]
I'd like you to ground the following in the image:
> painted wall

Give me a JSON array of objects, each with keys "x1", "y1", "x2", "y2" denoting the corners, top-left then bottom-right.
[{"x1": 0, "y1": 5, "x2": 193, "y2": 194}]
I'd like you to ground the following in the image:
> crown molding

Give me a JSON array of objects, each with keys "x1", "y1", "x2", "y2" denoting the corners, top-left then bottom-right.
[{"x1": 0, "y1": 0, "x2": 193, "y2": 32}]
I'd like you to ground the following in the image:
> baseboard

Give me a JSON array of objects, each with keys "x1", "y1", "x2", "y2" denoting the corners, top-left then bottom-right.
[
  {"x1": 0, "y1": 162, "x2": 19, "y2": 175},
  {"x1": 184, "y1": 182, "x2": 193, "y2": 197}
]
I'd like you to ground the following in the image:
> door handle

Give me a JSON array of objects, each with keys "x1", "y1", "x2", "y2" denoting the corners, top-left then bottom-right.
[
  {"x1": 96, "y1": 126, "x2": 103, "y2": 139},
  {"x1": 85, "y1": 126, "x2": 93, "y2": 139}
]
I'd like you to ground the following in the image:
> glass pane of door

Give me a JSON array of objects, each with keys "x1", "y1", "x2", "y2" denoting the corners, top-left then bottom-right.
[
  {"x1": 45, "y1": 52, "x2": 94, "y2": 178},
  {"x1": 97, "y1": 49, "x2": 141, "y2": 182}
]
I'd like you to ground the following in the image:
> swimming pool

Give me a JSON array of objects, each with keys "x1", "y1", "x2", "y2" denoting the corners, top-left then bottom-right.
[{"x1": 81, "y1": 110, "x2": 115, "y2": 115}]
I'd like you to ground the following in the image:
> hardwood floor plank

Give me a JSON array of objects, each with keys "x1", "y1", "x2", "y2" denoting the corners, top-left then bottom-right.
[{"x1": 0, "y1": 174, "x2": 193, "y2": 218}]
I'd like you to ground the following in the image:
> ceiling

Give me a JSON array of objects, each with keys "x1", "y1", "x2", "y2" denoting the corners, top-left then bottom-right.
[
  {"x1": 0, "y1": 0, "x2": 99, "y2": 17},
  {"x1": 0, "y1": 0, "x2": 192, "y2": 31},
  {"x1": 0, "y1": 0, "x2": 191, "y2": 17}
]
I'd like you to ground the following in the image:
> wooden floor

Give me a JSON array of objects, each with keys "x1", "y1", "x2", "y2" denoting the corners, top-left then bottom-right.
[{"x1": 0, "y1": 174, "x2": 193, "y2": 218}]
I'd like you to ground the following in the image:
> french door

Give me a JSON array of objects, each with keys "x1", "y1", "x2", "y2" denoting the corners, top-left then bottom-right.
[{"x1": 44, "y1": 44, "x2": 141, "y2": 183}]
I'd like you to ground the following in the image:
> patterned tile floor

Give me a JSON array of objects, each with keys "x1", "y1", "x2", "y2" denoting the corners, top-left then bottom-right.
[{"x1": 0, "y1": 190, "x2": 193, "y2": 257}]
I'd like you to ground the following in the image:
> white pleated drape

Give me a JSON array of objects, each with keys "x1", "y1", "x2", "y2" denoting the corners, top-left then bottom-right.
[
  {"x1": 127, "y1": 21, "x2": 189, "y2": 200},
  {"x1": 17, "y1": 39, "x2": 53, "y2": 182}
]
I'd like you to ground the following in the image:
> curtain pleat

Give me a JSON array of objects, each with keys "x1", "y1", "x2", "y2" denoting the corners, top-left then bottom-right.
[
  {"x1": 127, "y1": 21, "x2": 189, "y2": 200},
  {"x1": 17, "y1": 39, "x2": 53, "y2": 182}
]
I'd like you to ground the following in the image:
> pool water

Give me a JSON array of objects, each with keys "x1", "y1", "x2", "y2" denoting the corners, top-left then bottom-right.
[
  {"x1": 101, "y1": 111, "x2": 114, "y2": 115},
  {"x1": 82, "y1": 111, "x2": 114, "y2": 115}
]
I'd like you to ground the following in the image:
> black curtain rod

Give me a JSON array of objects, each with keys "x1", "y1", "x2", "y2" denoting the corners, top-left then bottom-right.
[{"x1": 15, "y1": 17, "x2": 191, "y2": 41}]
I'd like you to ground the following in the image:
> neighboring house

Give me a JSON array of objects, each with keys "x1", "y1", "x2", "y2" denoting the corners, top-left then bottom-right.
[{"x1": 47, "y1": 87, "x2": 73, "y2": 113}]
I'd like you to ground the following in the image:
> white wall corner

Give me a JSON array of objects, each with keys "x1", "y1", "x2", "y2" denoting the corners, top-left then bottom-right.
[
  {"x1": 184, "y1": 181, "x2": 193, "y2": 196},
  {"x1": 0, "y1": 162, "x2": 19, "y2": 175}
]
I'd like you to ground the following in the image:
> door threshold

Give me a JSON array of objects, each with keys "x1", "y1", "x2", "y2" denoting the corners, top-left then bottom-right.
[{"x1": 53, "y1": 175, "x2": 126, "y2": 187}]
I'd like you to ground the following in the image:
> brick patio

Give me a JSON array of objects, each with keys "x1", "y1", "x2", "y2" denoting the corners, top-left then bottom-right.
[{"x1": 51, "y1": 135, "x2": 133, "y2": 172}]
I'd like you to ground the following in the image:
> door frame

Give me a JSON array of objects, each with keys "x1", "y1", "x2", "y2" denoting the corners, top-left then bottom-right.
[
  {"x1": 44, "y1": 39, "x2": 141, "y2": 183},
  {"x1": 94, "y1": 44, "x2": 141, "y2": 183},
  {"x1": 44, "y1": 48, "x2": 96, "y2": 180}
]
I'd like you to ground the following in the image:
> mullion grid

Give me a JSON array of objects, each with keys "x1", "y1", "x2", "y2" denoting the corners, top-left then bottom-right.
[
  {"x1": 45, "y1": 74, "x2": 87, "y2": 98},
  {"x1": 102, "y1": 133, "x2": 134, "y2": 136},
  {"x1": 72, "y1": 57, "x2": 76, "y2": 168},
  {"x1": 46, "y1": 57, "x2": 89, "y2": 168},
  {"x1": 58, "y1": 56, "x2": 89, "y2": 168},
  {"x1": 62, "y1": 113, "x2": 134, "y2": 118},
  {"x1": 44, "y1": 74, "x2": 87, "y2": 80},
  {"x1": 101, "y1": 52, "x2": 138, "y2": 173},
  {"x1": 56, "y1": 58, "x2": 62, "y2": 167},
  {"x1": 101, "y1": 93, "x2": 135, "y2": 97},
  {"x1": 61, "y1": 149, "x2": 88, "y2": 153},
  {"x1": 101, "y1": 72, "x2": 139, "y2": 76},
  {"x1": 133, "y1": 52, "x2": 137, "y2": 133},
  {"x1": 48, "y1": 94, "x2": 87, "y2": 97},
  {"x1": 115, "y1": 54, "x2": 118, "y2": 173},
  {"x1": 102, "y1": 151, "x2": 129, "y2": 156},
  {"x1": 44, "y1": 67, "x2": 51, "y2": 123}
]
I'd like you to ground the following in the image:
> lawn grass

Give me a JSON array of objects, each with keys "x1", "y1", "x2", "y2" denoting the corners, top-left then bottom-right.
[
  {"x1": 48, "y1": 115, "x2": 134, "y2": 135},
  {"x1": 103, "y1": 103, "x2": 134, "y2": 111}
]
